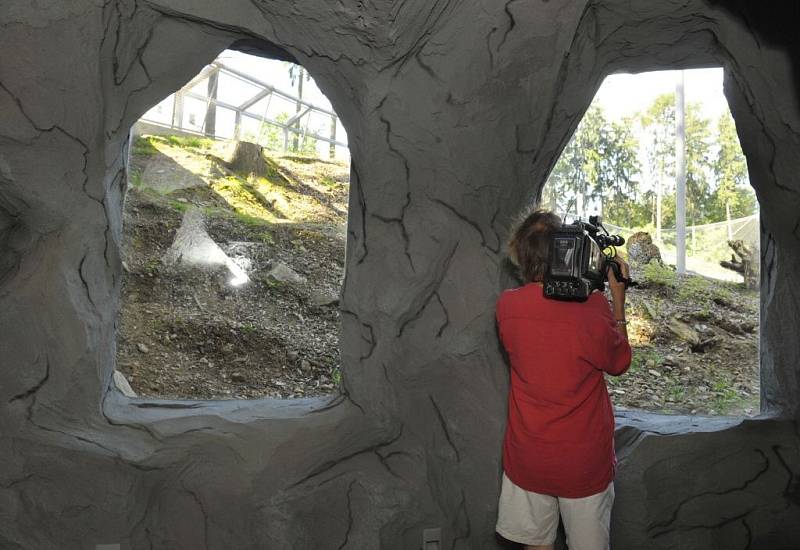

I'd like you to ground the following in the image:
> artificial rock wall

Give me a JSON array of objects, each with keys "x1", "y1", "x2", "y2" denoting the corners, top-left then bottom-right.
[{"x1": 1, "y1": 1, "x2": 799, "y2": 549}]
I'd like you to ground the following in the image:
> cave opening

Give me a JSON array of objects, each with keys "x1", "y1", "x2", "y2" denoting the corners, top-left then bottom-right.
[
  {"x1": 540, "y1": 68, "x2": 760, "y2": 417},
  {"x1": 115, "y1": 48, "x2": 351, "y2": 401}
]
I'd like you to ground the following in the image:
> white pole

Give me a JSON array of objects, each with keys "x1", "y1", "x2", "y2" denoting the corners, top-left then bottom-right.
[
  {"x1": 726, "y1": 202, "x2": 733, "y2": 240},
  {"x1": 675, "y1": 71, "x2": 687, "y2": 275},
  {"x1": 656, "y1": 177, "x2": 662, "y2": 242}
]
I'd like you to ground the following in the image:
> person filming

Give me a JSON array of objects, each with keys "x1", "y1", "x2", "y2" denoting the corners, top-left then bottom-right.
[{"x1": 495, "y1": 209, "x2": 632, "y2": 550}]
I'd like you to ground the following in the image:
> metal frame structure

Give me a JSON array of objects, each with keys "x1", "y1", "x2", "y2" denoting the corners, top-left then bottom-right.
[{"x1": 145, "y1": 62, "x2": 347, "y2": 157}]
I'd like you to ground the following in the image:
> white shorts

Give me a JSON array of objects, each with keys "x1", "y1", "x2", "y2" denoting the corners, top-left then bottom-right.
[{"x1": 496, "y1": 473, "x2": 614, "y2": 549}]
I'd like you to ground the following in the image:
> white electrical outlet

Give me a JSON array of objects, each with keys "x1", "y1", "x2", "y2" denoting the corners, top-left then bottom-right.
[{"x1": 423, "y1": 527, "x2": 441, "y2": 550}]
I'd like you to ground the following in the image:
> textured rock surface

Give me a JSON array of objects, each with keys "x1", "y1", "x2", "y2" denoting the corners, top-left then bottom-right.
[{"x1": 1, "y1": 1, "x2": 799, "y2": 549}]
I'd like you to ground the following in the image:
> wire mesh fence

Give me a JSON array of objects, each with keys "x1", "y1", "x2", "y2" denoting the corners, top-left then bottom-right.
[{"x1": 603, "y1": 214, "x2": 759, "y2": 282}]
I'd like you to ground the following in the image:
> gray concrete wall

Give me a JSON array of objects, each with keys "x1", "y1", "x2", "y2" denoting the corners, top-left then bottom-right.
[{"x1": 0, "y1": 1, "x2": 799, "y2": 548}]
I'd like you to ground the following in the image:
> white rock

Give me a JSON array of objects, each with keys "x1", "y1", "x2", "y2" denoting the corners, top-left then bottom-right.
[
  {"x1": 310, "y1": 289, "x2": 339, "y2": 307},
  {"x1": 113, "y1": 370, "x2": 137, "y2": 397},
  {"x1": 267, "y1": 262, "x2": 306, "y2": 284},
  {"x1": 162, "y1": 207, "x2": 250, "y2": 286}
]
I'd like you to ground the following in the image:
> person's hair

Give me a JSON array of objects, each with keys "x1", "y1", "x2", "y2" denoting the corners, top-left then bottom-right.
[{"x1": 508, "y1": 209, "x2": 562, "y2": 283}]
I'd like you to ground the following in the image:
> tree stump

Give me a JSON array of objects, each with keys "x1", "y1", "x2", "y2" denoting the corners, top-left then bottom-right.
[
  {"x1": 720, "y1": 239, "x2": 758, "y2": 288},
  {"x1": 227, "y1": 141, "x2": 269, "y2": 177}
]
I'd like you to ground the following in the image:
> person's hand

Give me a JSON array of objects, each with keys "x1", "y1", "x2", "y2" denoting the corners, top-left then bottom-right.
[{"x1": 607, "y1": 255, "x2": 630, "y2": 302}]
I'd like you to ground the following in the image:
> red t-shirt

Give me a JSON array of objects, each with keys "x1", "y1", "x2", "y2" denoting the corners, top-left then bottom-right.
[{"x1": 496, "y1": 283, "x2": 631, "y2": 498}]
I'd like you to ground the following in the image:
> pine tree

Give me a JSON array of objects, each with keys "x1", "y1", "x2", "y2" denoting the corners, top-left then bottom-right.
[{"x1": 712, "y1": 112, "x2": 756, "y2": 221}]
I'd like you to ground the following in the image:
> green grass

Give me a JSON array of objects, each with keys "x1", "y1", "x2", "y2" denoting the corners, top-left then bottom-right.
[
  {"x1": 208, "y1": 176, "x2": 279, "y2": 223},
  {"x1": 676, "y1": 275, "x2": 737, "y2": 309},
  {"x1": 234, "y1": 211, "x2": 271, "y2": 226},
  {"x1": 202, "y1": 206, "x2": 274, "y2": 235},
  {"x1": 711, "y1": 382, "x2": 744, "y2": 414},
  {"x1": 263, "y1": 159, "x2": 285, "y2": 181},
  {"x1": 630, "y1": 347, "x2": 664, "y2": 373},
  {"x1": 132, "y1": 136, "x2": 159, "y2": 157},
  {"x1": 666, "y1": 384, "x2": 686, "y2": 402},
  {"x1": 331, "y1": 366, "x2": 342, "y2": 386},
  {"x1": 320, "y1": 175, "x2": 339, "y2": 188},
  {"x1": 255, "y1": 231, "x2": 274, "y2": 244},
  {"x1": 164, "y1": 135, "x2": 213, "y2": 149},
  {"x1": 692, "y1": 305, "x2": 712, "y2": 321},
  {"x1": 129, "y1": 170, "x2": 144, "y2": 188},
  {"x1": 169, "y1": 200, "x2": 190, "y2": 213},
  {"x1": 144, "y1": 257, "x2": 162, "y2": 273},
  {"x1": 139, "y1": 134, "x2": 213, "y2": 150},
  {"x1": 643, "y1": 261, "x2": 740, "y2": 309},
  {"x1": 643, "y1": 262, "x2": 678, "y2": 287}
]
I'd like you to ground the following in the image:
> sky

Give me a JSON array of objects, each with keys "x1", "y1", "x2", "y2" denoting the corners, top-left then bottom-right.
[
  {"x1": 593, "y1": 67, "x2": 727, "y2": 122},
  {"x1": 215, "y1": 50, "x2": 334, "y2": 109}
]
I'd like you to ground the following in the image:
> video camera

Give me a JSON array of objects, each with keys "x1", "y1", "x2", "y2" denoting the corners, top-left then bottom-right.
[{"x1": 543, "y1": 215, "x2": 636, "y2": 301}]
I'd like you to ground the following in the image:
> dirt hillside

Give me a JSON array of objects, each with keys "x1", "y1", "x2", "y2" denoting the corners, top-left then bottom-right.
[
  {"x1": 118, "y1": 135, "x2": 348, "y2": 399},
  {"x1": 118, "y1": 134, "x2": 759, "y2": 415}
]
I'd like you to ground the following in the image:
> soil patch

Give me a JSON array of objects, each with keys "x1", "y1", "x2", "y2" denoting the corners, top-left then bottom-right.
[
  {"x1": 609, "y1": 262, "x2": 760, "y2": 416},
  {"x1": 117, "y1": 137, "x2": 348, "y2": 399}
]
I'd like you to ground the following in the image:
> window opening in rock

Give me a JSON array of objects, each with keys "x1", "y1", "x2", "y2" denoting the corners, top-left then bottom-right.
[
  {"x1": 116, "y1": 50, "x2": 349, "y2": 400},
  {"x1": 540, "y1": 68, "x2": 760, "y2": 417}
]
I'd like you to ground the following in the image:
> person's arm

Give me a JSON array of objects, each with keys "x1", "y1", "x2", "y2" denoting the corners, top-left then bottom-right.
[
  {"x1": 579, "y1": 293, "x2": 631, "y2": 376},
  {"x1": 599, "y1": 255, "x2": 631, "y2": 375},
  {"x1": 582, "y1": 257, "x2": 632, "y2": 376},
  {"x1": 607, "y1": 256, "x2": 630, "y2": 342}
]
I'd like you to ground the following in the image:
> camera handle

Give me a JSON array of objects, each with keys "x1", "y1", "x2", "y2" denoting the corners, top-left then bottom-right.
[{"x1": 606, "y1": 259, "x2": 638, "y2": 289}]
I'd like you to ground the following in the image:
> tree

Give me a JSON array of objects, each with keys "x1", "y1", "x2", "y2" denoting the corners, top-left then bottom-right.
[
  {"x1": 544, "y1": 106, "x2": 641, "y2": 223},
  {"x1": 684, "y1": 104, "x2": 715, "y2": 225},
  {"x1": 545, "y1": 88, "x2": 757, "y2": 237},
  {"x1": 640, "y1": 93, "x2": 675, "y2": 235},
  {"x1": 712, "y1": 112, "x2": 756, "y2": 221},
  {"x1": 544, "y1": 119, "x2": 587, "y2": 217},
  {"x1": 639, "y1": 93, "x2": 716, "y2": 228},
  {"x1": 287, "y1": 63, "x2": 312, "y2": 151},
  {"x1": 600, "y1": 117, "x2": 642, "y2": 226}
]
